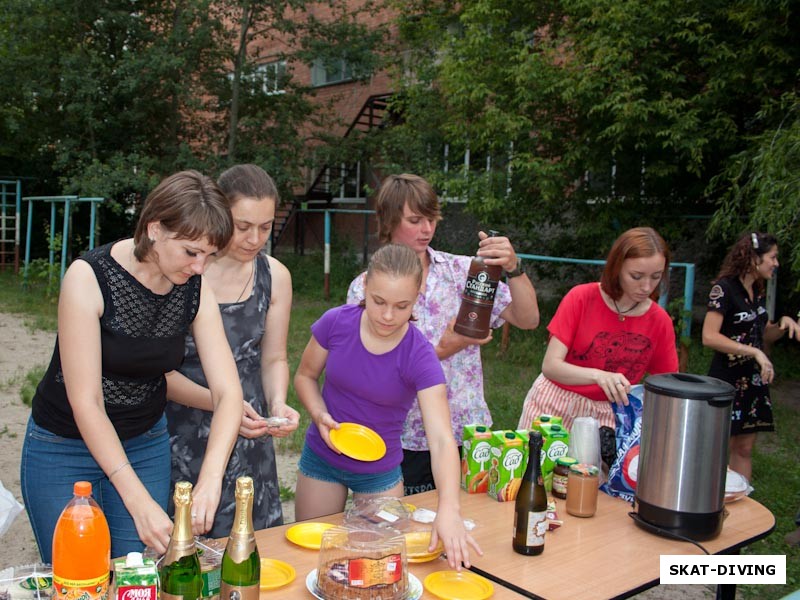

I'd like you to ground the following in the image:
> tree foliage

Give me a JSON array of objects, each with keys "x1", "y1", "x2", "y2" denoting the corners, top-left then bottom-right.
[
  {"x1": 0, "y1": 0, "x2": 387, "y2": 229},
  {"x1": 385, "y1": 0, "x2": 800, "y2": 270}
]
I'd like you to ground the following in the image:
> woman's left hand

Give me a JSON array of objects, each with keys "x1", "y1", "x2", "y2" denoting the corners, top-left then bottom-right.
[
  {"x1": 430, "y1": 510, "x2": 482, "y2": 570},
  {"x1": 265, "y1": 404, "x2": 300, "y2": 438},
  {"x1": 189, "y1": 477, "x2": 222, "y2": 536},
  {"x1": 477, "y1": 231, "x2": 519, "y2": 272}
]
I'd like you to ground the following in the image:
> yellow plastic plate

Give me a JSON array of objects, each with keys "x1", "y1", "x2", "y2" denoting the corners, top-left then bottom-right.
[
  {"x1": 423, "y1": 571, "x2": 494, "y2": 600},
  {"x1": 259, "y1": 558, "x2": 296, "y2": 590},
  {"x1": 284, "y1": 522, "x2": 335, "y2": 550},
  {"x1": 329, "y1": 422, "x2": 386, "y2": 461},
  {"x1": 404, "y1": 530, "x2": 444, "y2": 563}
]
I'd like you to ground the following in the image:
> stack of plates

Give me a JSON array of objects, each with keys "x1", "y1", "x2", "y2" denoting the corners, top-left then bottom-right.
[{"x1": 404, "y1": 530, "x2": 444, "y2": 563}]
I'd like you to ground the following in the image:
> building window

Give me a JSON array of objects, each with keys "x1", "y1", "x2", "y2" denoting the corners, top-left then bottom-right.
[
  {"x1": 311, "y1": 58, "x2": 353, "y2": 87},
  {"x1": 254, "y1": 60, "x2": 287, "y2": 94}
]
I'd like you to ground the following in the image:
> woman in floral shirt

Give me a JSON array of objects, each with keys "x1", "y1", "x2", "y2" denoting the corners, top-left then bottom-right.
[{"x1": 347, "y1": 174, "x2": 540, "y2": 495}]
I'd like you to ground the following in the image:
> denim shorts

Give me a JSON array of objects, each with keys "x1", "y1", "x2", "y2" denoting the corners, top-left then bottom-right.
[
  {"x1": 20, "y1": 414, "x2": 170, "y2": 563},
  {"x1": 298, "y1": 444, "x2": 402, "y2": 494}
]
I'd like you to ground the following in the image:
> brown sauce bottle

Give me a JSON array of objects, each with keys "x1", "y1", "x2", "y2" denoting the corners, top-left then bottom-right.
[{"x1": 454, "y1": 230, "x2": 502, "y2": 338}]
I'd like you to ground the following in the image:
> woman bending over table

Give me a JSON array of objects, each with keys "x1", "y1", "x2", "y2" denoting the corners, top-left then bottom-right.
[
  {"x1": 166, "y1": 164, "x2": 299, "y2": 538},
  {"x1": 518, "y1": 227, "x2": 678, "y2": 432},
  {"x1": 295, "y1": 243, "x2": 481, "y2": 569},
  {"x1": 702, "y1": 232, "x2": 800, "y2": 481},
  {"x1": 21, "y1": 170, "x2": 243, "y2": 561}
]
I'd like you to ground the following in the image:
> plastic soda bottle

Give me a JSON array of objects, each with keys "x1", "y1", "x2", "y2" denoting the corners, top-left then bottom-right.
[{"x1": 52, "y1": 481, "x2": 111, "y2": 600}]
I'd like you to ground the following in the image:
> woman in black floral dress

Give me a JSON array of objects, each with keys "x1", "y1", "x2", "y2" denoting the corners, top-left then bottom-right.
[
  {"x1": 166, "y1": 165, "x2": 299, "y2": 537},
  {"x1": 702, "y1": 232, "x2": 799, "y2": 481}
]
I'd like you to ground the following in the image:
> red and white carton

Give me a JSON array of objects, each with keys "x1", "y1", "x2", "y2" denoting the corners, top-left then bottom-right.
[{"x1": 112, "y1": 552, "x2": 158, "y2": 600}]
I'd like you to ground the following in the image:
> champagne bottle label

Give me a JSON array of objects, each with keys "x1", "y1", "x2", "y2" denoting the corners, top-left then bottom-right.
[
  {"x1": 521, "y1": 510, "x2": 547, "y2": 547},
  {"x1": 220, "y1": 583, "x2": 259, "y2": 600}
]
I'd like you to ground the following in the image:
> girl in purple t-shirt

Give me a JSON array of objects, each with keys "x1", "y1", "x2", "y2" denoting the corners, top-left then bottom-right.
[{"x1": 294, "y1": 244, "x2": 481, "y2": 569}]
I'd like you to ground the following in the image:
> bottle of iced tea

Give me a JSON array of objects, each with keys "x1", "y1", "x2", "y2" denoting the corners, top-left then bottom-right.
[
  {"x1": 454, "y1": 231, "x2": 502, "y2": 339},
  {"x1": 52, "y1": 481, "x2": 111, "y2": 600}
]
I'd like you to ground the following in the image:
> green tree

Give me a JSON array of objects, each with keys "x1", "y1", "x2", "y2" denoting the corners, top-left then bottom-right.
[{"x1": 386, "y1": 0, "x2": 800, "y2": 261}]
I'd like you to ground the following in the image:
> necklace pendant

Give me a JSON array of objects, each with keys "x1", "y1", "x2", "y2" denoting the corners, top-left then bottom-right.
[{"x1": 618, "y1": 314, "x2": 625, "y2": 322}]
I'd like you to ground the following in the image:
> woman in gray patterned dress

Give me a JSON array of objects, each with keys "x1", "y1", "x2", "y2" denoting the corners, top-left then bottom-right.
[{"x1": 166, "y1": 165, "x2": 298, "y2": 537}]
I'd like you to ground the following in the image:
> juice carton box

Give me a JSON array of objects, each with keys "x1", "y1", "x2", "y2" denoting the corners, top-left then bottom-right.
[
  {"x1": 530, "y1": 414, "x2": 563, "y2": 433},
  {"x1": 112, "y1": 552, "x2": 158, "y2": 600},
  {"x1": 540, "y1": 422, "x2": 570, "y2": 492},
  {"x1": 515, "y1": 429, "x2": 531, "y2": 469},
  {"x1": 461, "y1": 424, "x2": 493, "y2": 493},
  {"x1": 487, "y1": 430, "x2": 526, "y2": 502}
]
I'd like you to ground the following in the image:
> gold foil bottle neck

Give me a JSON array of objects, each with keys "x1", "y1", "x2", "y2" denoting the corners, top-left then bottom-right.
[
  {"x1": 174, "y1": 481, "x2": 193, "y2": 507},
  {"x1": 234, "y1": 476, "x2": 254, "y2": 500},
  {"x1": 163, "y1": 481, "x2": 196, "y2": 562}
]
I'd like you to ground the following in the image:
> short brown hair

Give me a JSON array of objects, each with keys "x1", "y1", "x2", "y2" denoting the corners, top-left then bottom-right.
[
  {"x1": 375, "y1": 174, "x2": 442, "y2": 244},
  {"x1": 600, "y1": 227, "x2": 671, "y2": 301},
  {"x1": 217, "y1": 164, "x2": 280, "y2": 207},
  {"x1": 133, "y1": 170, "x2": 233, "y2": 260}
]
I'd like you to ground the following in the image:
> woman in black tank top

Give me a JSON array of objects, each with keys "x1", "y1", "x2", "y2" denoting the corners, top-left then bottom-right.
[{"x1": 21, "y1": 170, "x2": 245, "y2": 562}]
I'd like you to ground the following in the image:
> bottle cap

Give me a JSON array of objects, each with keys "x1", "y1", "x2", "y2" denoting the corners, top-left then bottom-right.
[
  {"x1": 126, "y1": 551, "x2": 145, "y2": 567},
  {"x1": 504, "y1": 431, "x2": 516, "y2": 439},
  {"x1": 551, "y1": 424, "x2": 562, "y2": 432},
  {"x1": 476, "y1": 426, "x2": 487, "y2": 432},
  {"x1": 539, "y1": 416, "x2": 551, "y2": 423},
  {"x1": 74, "y1": 481, "x2": 92, "y2": 496},
  {"x1": 570, "y1": 463, "x2": 599, "y2": 477}
]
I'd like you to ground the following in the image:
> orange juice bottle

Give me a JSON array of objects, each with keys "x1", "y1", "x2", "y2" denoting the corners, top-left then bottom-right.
[{"x1": 53, "y1": 481, "x2": 111, "y2": 600}]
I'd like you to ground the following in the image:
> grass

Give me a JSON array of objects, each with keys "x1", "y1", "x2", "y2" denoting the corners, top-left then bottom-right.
[{"x1": 1, "y1": 255, "x2": 798, "y2": 597}]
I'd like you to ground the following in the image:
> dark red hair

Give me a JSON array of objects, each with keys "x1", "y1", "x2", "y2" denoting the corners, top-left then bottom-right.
[{"x1": 600, "y1": 227, "x2": 670, "y2": 301}]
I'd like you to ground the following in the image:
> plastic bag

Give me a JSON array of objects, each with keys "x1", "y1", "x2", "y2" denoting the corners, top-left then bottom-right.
[
  {"x1": 0, "y1": 480, "x2": 24, "y2": 538},
  {"x1": 0, "y1": 563, "x2": 52, "y2": 600},
  {"x1": 600, "y1": 385, "x2": 644, "y2": 503}
]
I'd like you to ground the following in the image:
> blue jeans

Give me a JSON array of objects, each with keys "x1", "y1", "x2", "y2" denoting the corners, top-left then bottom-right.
[
  {"x1": 298, "y1": 444, "x2": 403, "y2": 494},
  {"x1": 20, "y1": 414, "x2": 171, "y2": 562}
]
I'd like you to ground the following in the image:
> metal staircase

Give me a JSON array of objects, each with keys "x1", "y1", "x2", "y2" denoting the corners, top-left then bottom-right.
[{"x1": 271, "y1": 93, "x2": 393, "y2": 250}]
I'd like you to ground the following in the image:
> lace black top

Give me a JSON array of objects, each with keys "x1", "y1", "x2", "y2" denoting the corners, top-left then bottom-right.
[{"x1": 32, "y1": 242, "x2": 201, "y2": 440}]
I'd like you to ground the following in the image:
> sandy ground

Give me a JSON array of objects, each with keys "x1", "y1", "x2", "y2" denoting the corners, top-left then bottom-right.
[{"x1": 0, "y1": 311, "x2": 715, "y2": 597}]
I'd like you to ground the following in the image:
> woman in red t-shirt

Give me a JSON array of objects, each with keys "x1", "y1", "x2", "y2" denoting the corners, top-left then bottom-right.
[{"x1": 518, "y1": 227, "x2": 678, "y2": 432}]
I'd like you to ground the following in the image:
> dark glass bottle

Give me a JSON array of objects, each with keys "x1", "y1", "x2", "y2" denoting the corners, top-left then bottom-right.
[
  {"x1": 160, "y1": 481, "x2": 202, "y2": 600},
  {"x1": 513, "y1": 431, "x2": 548, "y2": 556},
  {"x1": 454, "y1": 230, "x2": 502, "y2": 339},
  {"x1": 220, "y1": 477, "x2": 260, "y2": 600}
]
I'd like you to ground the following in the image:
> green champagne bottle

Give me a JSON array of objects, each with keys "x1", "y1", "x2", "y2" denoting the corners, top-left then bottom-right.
[
  {"x1": 160, "y1": 481, "x2": 203, "y2": 600},
  {"x1": 513, "y1": 431, "x2": 548, "y2": 556},
  {"x1": 220, "y1": 476, "x2": 260, "y2": 600}
]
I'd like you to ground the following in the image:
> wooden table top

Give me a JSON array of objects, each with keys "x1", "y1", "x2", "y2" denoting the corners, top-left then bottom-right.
[{"x1": 254, "y1": 490, "x2": 775, "y2": 599}]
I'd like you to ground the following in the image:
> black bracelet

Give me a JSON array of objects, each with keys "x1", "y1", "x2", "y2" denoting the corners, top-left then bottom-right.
[{"x1": 504, "y1": 266, "x2": 524, "y2": 279}]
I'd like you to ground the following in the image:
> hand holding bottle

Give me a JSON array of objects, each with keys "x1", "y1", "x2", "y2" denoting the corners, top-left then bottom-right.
[
  {"x1": 435, "y1": 318, "x2": 493, "y2": 359},
  {"x1": 189, "y1": 476, "x2": 223, "y2": 536},
  {"x1": 477, "y1": 230, "x2": 520, "y2": 272}
]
